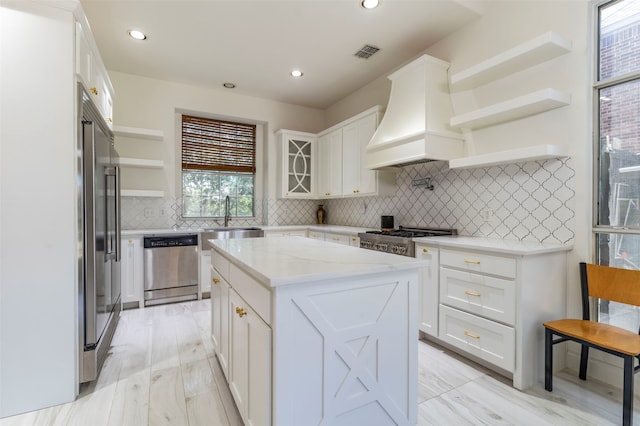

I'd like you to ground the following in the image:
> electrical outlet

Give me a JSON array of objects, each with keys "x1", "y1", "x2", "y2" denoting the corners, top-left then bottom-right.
[
  {"x1": 480, "y1": 208, "x2": 494, "y2": 221},
  {"x1": 144, "y1": 208, "x2": 156, "y2": 218}
]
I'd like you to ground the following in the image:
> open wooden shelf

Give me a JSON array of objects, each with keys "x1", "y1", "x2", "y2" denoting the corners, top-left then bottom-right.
[
  {"x1": 121, "y1": 189, "x2": 165, "y2": 198},
  {"x1": 450, "y1": 32, "x2": 572, "y2": 91},
  {"x1": 450, "y1": 88, "x2": 571, "y2": 130},
  {"x1": 118, "y1": 157, "x2": 165, "y2": 169},
  {"x1": 449, "y1": 144, "x2": 568, "y2": 169},
  {"x1": 113, "y1": 125, "x2": 164, "y2": 141}
]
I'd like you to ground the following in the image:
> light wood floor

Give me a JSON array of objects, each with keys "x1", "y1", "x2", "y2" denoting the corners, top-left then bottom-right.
[{"x1": 1, "y1": 299, "x2": 638, "y2": 425}]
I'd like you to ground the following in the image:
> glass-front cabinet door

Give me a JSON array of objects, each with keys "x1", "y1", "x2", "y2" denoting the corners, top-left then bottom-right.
[{"x1": 277, "y1": 130, "x2": 316, "y2": 198}]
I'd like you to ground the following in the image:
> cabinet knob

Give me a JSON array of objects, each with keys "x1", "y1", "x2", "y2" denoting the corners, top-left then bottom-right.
[
  {"x1": 107, "y1": 117, "x2": 113, "y2": 123},
  {"x1": 326, "y1": 192, "x2": 330, "y2": 196},
  {"x1": 464, "y1": 330, "x2": 480, "y2": 339},
  {"x1": 332, "y1": 237, "x2": 339, "y2": 241},
  {"x1": 90, "y1": 87, "x2": 98, "y2": 95},
  {"x1": 464, "y1": 290, "x2": 481, "y2": 297},
  {"x1": 235, "y1": 306, "x2": 247, "y2": 317},
  {"x1": 464, "y1": 259, "x2": 481, "y2": 265},
  {"x1": 351, "y1": 237, "x2": 356, "y2": 241},
  {"x1": 422, "y1": 248, "x2": 429, "y2": 253},
  {"x1": 212, "y1": 277, "x2": 220, "y2": 284}
]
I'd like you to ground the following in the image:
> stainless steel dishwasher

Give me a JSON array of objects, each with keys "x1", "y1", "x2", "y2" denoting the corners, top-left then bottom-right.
[{"x1": 143, "y1": 234, "x2": 198, "y2": 306}]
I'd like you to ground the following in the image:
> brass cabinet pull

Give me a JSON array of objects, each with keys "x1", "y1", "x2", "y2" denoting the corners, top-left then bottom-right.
[
  {"x1": 325, "y1": 192, "x2": 330, "y2": 196},
  {"x1": 465, "y1": 290, "x2": 481, "y2": 297},
  {"x1": 90, "y1": 87, "x2": 98, "y2": 95},
  {"x1": 422, "y1": 248, "x2": 429, "y2": 253},
  {"x1": 464, "y1": 330, "x2": 480, "y2": 339},
  {"x1": 212, "y1": 277, "x2": 220, "y2": 284},
  {"x1": 235, "y1": 307, "x2": 247, "y2": 317},
  {"x1": 351, "y1": 237, "x2": 356, "y2": 241},
  {"x1": 107, "y1": 117, "x2": 113, "y2": 123},
  {"x1": 332, "y1": 237, "x2": 339, "y2": 240},
  {"x1": 464, "y1": 259, "x2": 481, "y2": 265}
]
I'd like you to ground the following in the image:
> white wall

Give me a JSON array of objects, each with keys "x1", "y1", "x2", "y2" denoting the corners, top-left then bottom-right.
[
  {"x1": 109, "y1": 71, "x2": 326, "y2": 204},
  {"x1": 0, "y1": 2, "x2": 78, "y2": 417}
]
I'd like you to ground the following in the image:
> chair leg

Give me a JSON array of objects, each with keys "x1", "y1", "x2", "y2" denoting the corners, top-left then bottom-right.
[
  {"x1": 545, "y1": 327, "x2": 553, "y2": 391},
  {"x1": 623, "y1": 355, "x2": 633, "y2": 426},
  {"x1": 579, "y1": 344, "x2": 589, "y2": 380}
]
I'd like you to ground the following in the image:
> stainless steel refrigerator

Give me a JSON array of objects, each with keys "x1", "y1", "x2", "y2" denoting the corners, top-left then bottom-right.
[{"x1": 77, "y1": 85, "x2": 121, "y2": 383}]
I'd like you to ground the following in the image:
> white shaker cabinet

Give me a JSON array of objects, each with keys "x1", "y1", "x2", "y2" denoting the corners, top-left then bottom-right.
[
  {"x1": 415, "y1": 244, "x2": 439, "y2": 337},
  {"x1": 317, "y1": 129, "x2": 343, "y2": 198},
  {"x1": 341, "y1": 111, "x2": 379, "y2": 196},
  {"x1": 417, "y1": 238, "x2": 569, "y2": 390},
  {"x1": 211, "y1": 254, "x2": 232, "y2": 381},
  {"x1": 75, "y1": 21, "x2": 113, "y2": 129},
  {"x1": 276, "y1": 130, "x2": 317, "y2": 198},
  {"x1": 120, "y1": 237, "x2": 143, "y2": 309},
  {"x1": 229, "y1": 289, "x2": 272, "y2": 426}
]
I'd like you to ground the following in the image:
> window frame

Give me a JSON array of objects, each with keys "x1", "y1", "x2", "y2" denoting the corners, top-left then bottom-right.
[
  {"x1": 177, "y1": 111, "x2": 263, "y2": 220},
  {"x1": 592, "y1": 0, "x2": 640, "y2": 327}
]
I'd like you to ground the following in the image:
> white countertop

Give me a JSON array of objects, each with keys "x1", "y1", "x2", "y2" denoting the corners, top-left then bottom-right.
[
  {"x1": 413, "y1": 235, "x2": 572, "y2": 255},
  {"x1": 121, "y1": 224, "x2": 374, "y2": 238},
  {"x1": 209, "y1": 236, "x2": 426, "y2": 287}
]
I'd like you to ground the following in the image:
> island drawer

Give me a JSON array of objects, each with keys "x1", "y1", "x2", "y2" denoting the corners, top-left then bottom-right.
[
  {"x1": 439, "y1": 305, "x2": 515, "y2": 372},
  {"x1": 440, "y1": 267, "x2": 515, "y2": 325},
  {"x1": 211, "y1": 251, "x2": 230, "y2": 282},
  {"x1": 229, "y1": 263, "x2": 271, "y2": 325},
  {"x1": 440, "y1": 249, "x2": 516, "y2": 279}
]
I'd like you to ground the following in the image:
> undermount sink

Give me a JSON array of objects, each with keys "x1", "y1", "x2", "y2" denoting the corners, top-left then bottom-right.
[{"x1": 200, "y1": 227, "x2": 265, "y2": 250}]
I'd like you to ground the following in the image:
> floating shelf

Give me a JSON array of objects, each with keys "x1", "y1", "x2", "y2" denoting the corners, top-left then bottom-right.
[
  {"x1": 121, "y1": 189, "x2": 165, "y2": 198},
  {"x1": 118, "y1": 157, "x2": 165, "y2": 169},
  {"x1": 450, "y1": 32, "x2": 572, "y2": 91},
  {"x1": 450, "y1": 88, "x2": 571, "y2": 130},
  {"x1": 449, "y1": 144, "x2": 568, "y2": 169},
  {"x1": 113, "y1": 125, "x2": 164, "y2": 141}
]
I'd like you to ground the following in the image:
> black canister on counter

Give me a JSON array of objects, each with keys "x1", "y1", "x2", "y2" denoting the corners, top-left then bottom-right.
[{"x1": 381, "y1": 215, "x2": 394, "y2": 230}]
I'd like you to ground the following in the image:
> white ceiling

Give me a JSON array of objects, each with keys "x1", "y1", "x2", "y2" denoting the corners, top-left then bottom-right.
[{"x1": 80, "y1": 0, "x2": 483, "y2": 109}]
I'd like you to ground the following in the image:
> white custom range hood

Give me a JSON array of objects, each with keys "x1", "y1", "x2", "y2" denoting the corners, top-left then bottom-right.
[{"x1": 366, "y1": 54, "x2": 464, "y2": 170}]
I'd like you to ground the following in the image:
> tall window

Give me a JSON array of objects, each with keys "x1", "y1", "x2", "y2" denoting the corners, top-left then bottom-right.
[
  {"x1": 182, "y1": 115, "x2": 256, "y2": 218},
  {"x1": 594, "y1": 0, "x2": 640, "y2": 330}
]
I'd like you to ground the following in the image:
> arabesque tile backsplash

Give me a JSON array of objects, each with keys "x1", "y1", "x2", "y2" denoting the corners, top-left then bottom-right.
[{"x1": 122, "y1": 158, "x2": 575, "y2": 245}]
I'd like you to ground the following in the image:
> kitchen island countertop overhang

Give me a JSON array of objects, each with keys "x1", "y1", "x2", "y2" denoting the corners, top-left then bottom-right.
[{"x1": 208, "y1": 236, "x2": 428, "y2": 287}]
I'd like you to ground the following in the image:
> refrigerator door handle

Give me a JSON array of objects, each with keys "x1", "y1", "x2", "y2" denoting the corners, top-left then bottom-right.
[{"x1": 115, "y1": 165, "x2": 121, "y2": 262}]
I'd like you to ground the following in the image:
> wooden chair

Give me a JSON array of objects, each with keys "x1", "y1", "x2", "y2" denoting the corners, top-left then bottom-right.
[{"x1": 544, "y1": 262, "x2": 640, "y2": 426}]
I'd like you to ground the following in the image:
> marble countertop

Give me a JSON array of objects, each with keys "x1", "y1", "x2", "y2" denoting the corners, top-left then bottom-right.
[
  {"x1": 121, "y1": 224, "x2": 374, "y2": 238},
  {"x1": 209, "y1": 236, "x2": 425, "y2": 287},
  {"x1": 413, "y1": 235, "x2": 572, "y2": 255}
]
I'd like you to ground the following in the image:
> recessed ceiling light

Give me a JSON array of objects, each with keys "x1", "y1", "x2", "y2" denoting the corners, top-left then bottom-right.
[
  {"x1": 223, "y1": 82, "x2": 236, "y2": 89},
  {"x1": 290, "y1": 69, "x2": 303, "y2": 78},
  {"x1": 361, "y1": 0, "x2": 380, "y2": 9},
  {"x1": 128, "y1": 30, "x2": 147, "y2": 40}
]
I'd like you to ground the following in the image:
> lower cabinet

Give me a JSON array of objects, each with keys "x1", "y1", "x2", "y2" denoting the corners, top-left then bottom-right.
[
  {"x1": 210, "y1": 264, "x2": 231, "y2": 380},
  {"x1": 415, "y1": 243, "x2": 439, "y2": 337},
  {"x1": 120, "y1": 237, "x2": 143, "y2": 309},
  {"x1": 228, "y1": 289, "x2": 271, "y2": 426},
  {"x1": 200, "y1": 251, "x2": 212, "y2": 298},
  {"x1": 416, "y1": 242, "x2": 568, "y2": 390},
  {"x1": 264, "y1": 229, "x2": 307, "y2": 238}
]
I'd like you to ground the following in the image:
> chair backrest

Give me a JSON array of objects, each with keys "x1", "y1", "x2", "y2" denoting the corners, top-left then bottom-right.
[{"x1": 581, "y1": 262, "x2": 640, "y2": 309}]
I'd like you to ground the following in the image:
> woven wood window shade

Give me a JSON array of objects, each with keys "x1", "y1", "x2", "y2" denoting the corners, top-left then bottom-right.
[{"x1": 182, "y1": 115, "x2": 256, "y2": 173}]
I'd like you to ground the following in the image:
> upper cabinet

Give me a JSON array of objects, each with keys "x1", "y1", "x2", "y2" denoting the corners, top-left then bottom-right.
[
  {"x1": 280, "y1": 106, "x2": 395, "y2": 200},
  {"x1": 75, "y1": 20, "x2": 114, "y2": 129},
  {"x1": 317, "y1": 129, "x2": 342, "y2": 198},
  {"x1": 276, "y1": 130, "x2": 317, "y2": 198}
]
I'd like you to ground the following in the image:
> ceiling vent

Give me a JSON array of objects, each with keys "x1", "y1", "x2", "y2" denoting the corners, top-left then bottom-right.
[{"x1": 354, "y1": 45, "x2": 380, "y2": 59}]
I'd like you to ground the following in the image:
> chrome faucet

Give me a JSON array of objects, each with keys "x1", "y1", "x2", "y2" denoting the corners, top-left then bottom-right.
[{"x1": 224, "y1": 195, "x2": 231, "y2": 227}]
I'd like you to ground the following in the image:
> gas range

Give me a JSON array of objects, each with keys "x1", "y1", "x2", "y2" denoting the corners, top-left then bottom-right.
[{"x1": 358, "y1": 226, "x2": 457, "y2": 257}]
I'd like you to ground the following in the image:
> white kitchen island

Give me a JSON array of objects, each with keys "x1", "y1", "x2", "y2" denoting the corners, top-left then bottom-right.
[{"x1": 208, "y1": 236, "x2": 425, "y2": 426}]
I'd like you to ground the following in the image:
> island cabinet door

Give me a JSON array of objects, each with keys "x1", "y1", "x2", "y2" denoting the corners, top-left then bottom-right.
[
  {"x1": 229, "y1": 289, "x2": 272, "y2": 426},
  {"x1": 272, "y1": 270, "x2": 418, "y2": 425},
  {"x1": 210, "y1": 265, "x2": 231, "y2": 381}
]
